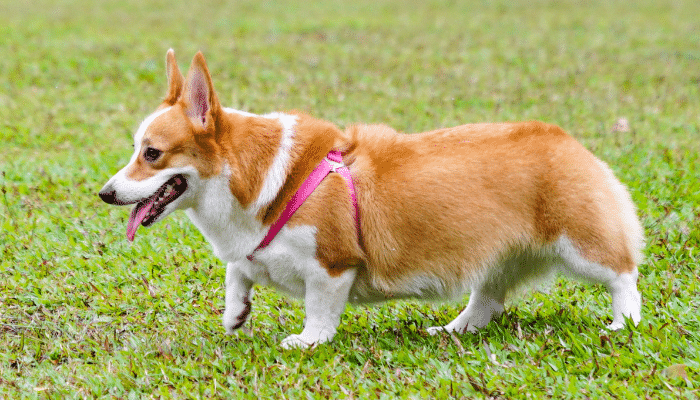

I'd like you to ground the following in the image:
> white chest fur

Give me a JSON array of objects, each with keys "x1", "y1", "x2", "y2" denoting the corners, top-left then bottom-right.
[{"x1": 184, "y1": 167, "x2": 325, "y2": 298}]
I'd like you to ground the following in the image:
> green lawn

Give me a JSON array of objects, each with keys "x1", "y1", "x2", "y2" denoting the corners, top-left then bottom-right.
[{"x1": 1, "y1": 0, "x2": 699, "y2": 398}]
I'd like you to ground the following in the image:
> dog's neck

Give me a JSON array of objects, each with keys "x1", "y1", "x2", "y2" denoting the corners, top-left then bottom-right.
[
  {"x1": 184, "y1": 109, "x2": 347, "y2": 261},
  {"x1": 221, "y1": 110, "x2": 347, "y2": 225},
  {"x1": 180, "y1": 109, "x2": 284, "y2": 261},
  {"x1": 185, "y1": 164, "x2": 263, "y2": 261}
]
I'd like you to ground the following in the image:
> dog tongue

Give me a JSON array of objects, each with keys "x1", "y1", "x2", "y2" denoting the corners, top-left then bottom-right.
[{"x1": 126, "y1": 200, "x2": 155, "y2": 242}]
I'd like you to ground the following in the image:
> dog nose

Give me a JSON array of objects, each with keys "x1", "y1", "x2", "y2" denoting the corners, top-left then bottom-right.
[{"x1": 99, "y1": 189, "x2": 117, "y2": 204}]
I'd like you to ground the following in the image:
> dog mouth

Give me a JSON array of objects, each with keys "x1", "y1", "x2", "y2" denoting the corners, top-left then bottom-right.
[{"x1": 126, "y1": 174, "x2": 187, "y2": 241}]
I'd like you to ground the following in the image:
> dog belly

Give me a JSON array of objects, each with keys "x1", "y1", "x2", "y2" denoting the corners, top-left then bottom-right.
[{"x1": 347, "y1": 242, "x2": 566, "y2": 305}]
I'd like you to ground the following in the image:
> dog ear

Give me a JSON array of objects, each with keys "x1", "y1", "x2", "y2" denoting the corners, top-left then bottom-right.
[
  {"x1": 164, "y1": 49, "x2": 184, "y2": 105},
  {"x1": 181, "y1": 51, "x2": 221, "y2": 130}
]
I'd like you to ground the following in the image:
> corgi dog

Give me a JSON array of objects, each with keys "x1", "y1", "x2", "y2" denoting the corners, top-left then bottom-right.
[{"x1": 99, "y1": 50, "x2": 644, "y2": 349}]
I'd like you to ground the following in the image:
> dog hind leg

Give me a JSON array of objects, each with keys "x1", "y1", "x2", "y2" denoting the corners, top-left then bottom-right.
[
  {"x1": 427, "y1": 248, "x2": 559, "y2": 335},
  {"x1": 427, "y1": 278, "x2": 507, "y2": 335},
  {"x1": 606, "y1": 269, "x2": 641, "y2": 330},
  {"x1": 554, "y1": 236, "x2": 641, "y2": 330}
]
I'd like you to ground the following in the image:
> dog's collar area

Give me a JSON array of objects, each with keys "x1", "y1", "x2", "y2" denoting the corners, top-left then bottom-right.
[{"x1": 247, "y1": 150, "x2": 360, "y2": 261}]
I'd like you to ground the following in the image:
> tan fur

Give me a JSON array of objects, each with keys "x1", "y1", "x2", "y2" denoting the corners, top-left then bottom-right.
[
  {"x1": 287, "y1": 121, "x2": 640, "y2": 292},
  {"x1": 139, "y1": 51, "x2": 641, "y2": 296},
  {"x1": 217, "y1": 113, "x2": 283, "y2": 208},
  {"x1": 126, "y1": 53, "x2": 284, "y2": 210},
  {"x1": 164, "y1": 49, "x2": 184, "y2": 105},
  {"x1": 100, "y1": 50, "x2": 646, "y2": 344},
  {"x1": 258, "y1": 112, "x2": 347, "y2": 225},
  {"x1": 125, "y1": 108, "x2": 220, "y2": 181}
]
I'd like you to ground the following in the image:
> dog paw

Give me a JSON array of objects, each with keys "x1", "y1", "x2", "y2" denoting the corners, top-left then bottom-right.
[
  {"x1": 606, "y1": 321, "x2": 625, "y2": 331},
  {"x1": 281, "y1": 334, "x2": 316, "y2": 349},
  {"x1": 427, "y1": 326, "x2": 447, "y2": 336},
  {"x1": 280, "y1": 328, "x2": 335, "y2": 349},
  {"x1": 222, "y1": 296, "x2": 251, "y2": 334}
]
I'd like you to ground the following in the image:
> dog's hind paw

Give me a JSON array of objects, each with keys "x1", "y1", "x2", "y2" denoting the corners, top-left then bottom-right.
[
  {"x1": 427, "y1": 326, "x2": 447, "y2": 336},
  {"x1": 606, "y1": 321, "x2": 625, "y2": 331}
]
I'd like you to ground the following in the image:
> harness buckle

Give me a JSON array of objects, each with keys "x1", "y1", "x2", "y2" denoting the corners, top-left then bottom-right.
[{"x1": 325, "y1": 157, "x2": 344, "y2": 172}]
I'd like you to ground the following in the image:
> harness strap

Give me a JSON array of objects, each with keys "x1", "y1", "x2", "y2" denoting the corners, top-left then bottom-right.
[{"x1": 246, "y1": 150, "x2": 360, "y2": 261}]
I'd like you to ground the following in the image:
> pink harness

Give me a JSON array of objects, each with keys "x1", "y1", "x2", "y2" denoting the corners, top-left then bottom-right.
[{"x1": 247, "y1": 150, "x2": 360, "y2": 261}]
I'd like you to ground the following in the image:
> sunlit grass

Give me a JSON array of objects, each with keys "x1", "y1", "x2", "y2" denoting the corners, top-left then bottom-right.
[{"x1": 1, "y1": 0, "x2": 699, "y2": 398}]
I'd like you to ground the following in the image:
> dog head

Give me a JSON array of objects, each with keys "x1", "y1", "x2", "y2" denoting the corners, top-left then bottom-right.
[{"x1": 99, "y1": 50, "x2": 224, "y2": 241}]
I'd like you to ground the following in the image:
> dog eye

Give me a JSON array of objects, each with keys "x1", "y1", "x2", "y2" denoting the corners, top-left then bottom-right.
[{"x1": 143, "y1": 147, "x2": 162, "y2": 163}]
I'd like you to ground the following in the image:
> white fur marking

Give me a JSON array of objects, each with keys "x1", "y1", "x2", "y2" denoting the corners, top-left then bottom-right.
[
  {"x1": 427, "y1": 288, "x2": 505, "y2": 335},
  {"x1": 220, "y1": 109, "x2": 299, "y2": 214},
  {"x1": 102, "y1": 165, "x2": 197, "y2": 206},
  {"x1": 250, "y1": 225, "x2": 319, "y2": 295},
  {"x1": 99, "y1": 106, "x2": 197, "y2": 212},
  {"x1": 426, "y1": 234, "x2": 642, "y2": 335},
  {"x1": 131, "y1": 107, "x2": 172, "y2": 163},
  {"x1": 281, "y1": 267, "x2": 357, "y2": 349},
  {"x1": 606, "y1": 270, "x2": 641, "y2": 330},
  {"x1": 223, "y1": 107, "x2": 257, "y2": 118},
  {"x1": 250, "y1": 113, "x2": 297, "y2": 213},
  {"x1": 185, "y1": 165, "x2": 264, "y2": 261},
  {"x1": 553, "y1": 236, "x2": 618, "y2": 283},
  {"x1": 219, "y1": 222, "x2": 355, "y2": 348},
  {"x1": 222, "y1": 261, "x2": 254, "y2": 334}
]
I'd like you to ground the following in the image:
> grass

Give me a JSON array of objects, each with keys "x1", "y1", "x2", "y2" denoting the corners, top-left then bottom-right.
[{"x1": 1, "y1": 0, "x2": 699, "y2": 398}]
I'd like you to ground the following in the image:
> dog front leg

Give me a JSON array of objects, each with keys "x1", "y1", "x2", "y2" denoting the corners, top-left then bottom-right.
[
  {"x1": 222, "y1": 261, "x2": 254, "y2": 334},
  {"x1": 281, "y1": 267, "x2": 357, "y2": 349}
]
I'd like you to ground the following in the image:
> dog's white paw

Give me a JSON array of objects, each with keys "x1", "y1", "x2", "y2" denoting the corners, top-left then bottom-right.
[
  {"x1": 606, "y1": 321, "x2": 625, "y2": 331},
  {"x1": 280, "y1": 327, "x2": 335, "y2": 349},
  {"x1": 606, "y1": 313, "x2": 640, "y2": 331},
  {"x1": 281, "y1": 334, "x2": 316, "y2": 349},
  {"x1": 222, "y1": 296, "x2": 251, "y2": 334},
  {"x1": 427, "y1": 326, "x2": 447, "y2": 336}
]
